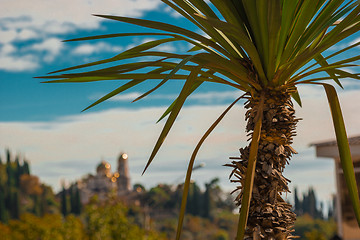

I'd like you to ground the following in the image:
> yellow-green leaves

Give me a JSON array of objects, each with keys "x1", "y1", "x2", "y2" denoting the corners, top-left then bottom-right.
[{"x1": 323, "y1": 84, "x2": 360, "y2": 226}]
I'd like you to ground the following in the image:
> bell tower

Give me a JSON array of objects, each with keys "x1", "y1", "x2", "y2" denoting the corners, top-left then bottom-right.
[{"x1": 117, "y1": 153, "x2": 131, "y2": 195}]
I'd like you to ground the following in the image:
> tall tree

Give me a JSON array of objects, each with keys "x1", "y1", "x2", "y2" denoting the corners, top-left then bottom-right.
[
  {"x1": 10, "y1": 190, "x2": 20, "y2": 219},
  {"x1": 74, "y1": 186, "x2": 82, "y2": 215},
  {"x1": 6, "y1": 149, "x2": 11, "y2": 164},
  {"x1": 22, "y1": 160, "x2": 30, "y2": 175},
  {"x1": 187, "y1": 182, "x2": 201, "y2": 216},
  {"x1": 202, "y1": 184, "x2": 211, "y2": 219},
  {"x1": 294, "y1": 187, "x2": 301, "y2": 215},
  {"x1": 69, "y1": 185, "x2": 75, "y2": 214},
  {"x1": 5, "y1": 151, "x2": 14, "y2": 188},
  {"x1": 0, "y1": 188, "x2": 7, "y2": 223},
  {"x1": 61, "y1": 184, "x2": 68, "y2": 216},
  {"x1": 41, "y1": 1, "x2": 360, "y2": 239},
  {"x1": 14, "y1": 156, "x2": 21, "y2": 188}
]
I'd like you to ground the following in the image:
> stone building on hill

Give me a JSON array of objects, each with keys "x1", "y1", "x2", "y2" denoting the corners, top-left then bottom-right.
[{"x1": 77, "y1": 153, "x2": 132, "y2": 204}]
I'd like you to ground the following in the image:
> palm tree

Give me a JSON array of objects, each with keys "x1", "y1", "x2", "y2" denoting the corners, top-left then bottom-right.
[{"x1": 40, "y1": 0, "x2": 360, "y2": 239}]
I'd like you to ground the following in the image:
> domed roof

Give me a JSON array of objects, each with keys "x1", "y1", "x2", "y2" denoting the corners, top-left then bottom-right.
[{"x1": 96, "y1": 160, "x2": 111, "y2": 175}]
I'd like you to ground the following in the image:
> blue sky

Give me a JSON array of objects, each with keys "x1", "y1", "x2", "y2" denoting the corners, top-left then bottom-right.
[{"x1": 1, "y1": 0, "x2": 360, "y2": 207}]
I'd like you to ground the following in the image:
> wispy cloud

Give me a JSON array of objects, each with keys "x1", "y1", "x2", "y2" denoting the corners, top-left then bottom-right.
[
  {"x1": 30, "y1": 38, "x2": 64, "y2": 62},
  {"x1": 0, "y1": 0, "x2": 162, "y2": 34},
  {"x1": 0, "y1": 37, "x2": 64, "y2": 71},
  {"x1": 188, "y1": 91, "x2": 242, "y2": 104},
  {"x1": 73, "y1": 42, "x2": 123, "y2": 55},
  {"x1": 92, "y1": 90, "x2": 242, "y2": 105},
  {"x1": 0, "y1": 53, "x2": 39, "y2": 71},
  {"x1": 0, "y1": 0, "x2": 163, "y2": 72}
]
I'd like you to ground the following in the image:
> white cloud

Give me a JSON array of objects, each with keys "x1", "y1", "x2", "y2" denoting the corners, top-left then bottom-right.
[
  {"x1": 106, "y1": 92, "x2": 142, "y2": 101},
  {"x1": 0, "y1": 28, "x2": 41, "y2": 44},
  {"x1": 103, "y1": 90, "x2": 242, "y2": 104},
  {"x1": 0, "y1": 0, "x2": 163, "y2": 72},
  {"x1": 17, "y1": 29, "x2": 39, "y2": 41},
  {"x1": 73, "y1": 42, "x2": 122, "y2": 55},
  {"x1": 31, "y1": 38, "x2": 63, "y2": 54},
  {"x1": 0, "y1": 0, "x2": 162, "y2": 34},
  {"x1": 0, "y1": 29, "x2": 18, "y2": 44},
  {"x1": 1, "y1": 44, "x2": 16, "y2": 55},
  {"x1": 0, "y1": 54, "x2": 39, "y2": 71},
  {"x1": 154, "y1": 43, "x2": 177, "y2": 52},
  {"x1": 188, "y1": 91, "x2": 242, "y2": 104},
  {"x1": 27, "y1": 37, "x2": 64, "y2": 62},
  {"x1": 0, "y1": 42, "x2": 39, "y2": 71},
  {"x1": 107, "y1": 92, "x2": 174, "y2": 102},
  {"x1": 0, "y1": 38, "x2": 64, "y2": 71}
]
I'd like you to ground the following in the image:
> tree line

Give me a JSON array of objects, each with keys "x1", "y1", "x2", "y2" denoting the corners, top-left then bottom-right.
[
  {"x1": 0, "y1": 149, "x2": 338, "y2": 239},
  {"x1": 0, "y1": 149, "x2": 58, "y2": 223},
  {"x1": 293, "y1": 187, "x2": 334, "y2": 220}
]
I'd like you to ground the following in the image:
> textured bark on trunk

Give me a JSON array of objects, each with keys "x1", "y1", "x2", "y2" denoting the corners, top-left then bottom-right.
[{"x1": 229, "y1": 90, "x2": 300, "y2": 239}]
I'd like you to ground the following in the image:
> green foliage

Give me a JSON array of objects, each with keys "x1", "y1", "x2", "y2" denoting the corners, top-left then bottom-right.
[
  {"x1": 85, "y1": 196, "x2": 166, "y2": 240},
  {"x1": 146, "y1": 184, "x2": 174, "y2": 209},
  {"x1": 142, "y1": 179, "x2": 234, "y2": 220},
  {"x1": 294, "y1": 214, "x2": 336, "y2": 239},
  {"x1": 0, "y1": 199, "x2": 166, "y2": 240},
  {"x1": 0, "y1": 213, "x2": 86, "y2": 240},
  {"x1": 212, "y1": 230, "x2": 229, "y2": 240},
  {"x1": 0, "y1": 150, "x2": 58, "y2": 223}
]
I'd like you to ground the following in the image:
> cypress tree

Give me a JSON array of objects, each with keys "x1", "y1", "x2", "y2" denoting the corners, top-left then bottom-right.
[
  {"x1": 61, "y1": 184, "x2": 68, "y2": 216},
  {"x1": 202, "y1": 184, "x2": 211, "y2": 219},
  {"x1": 328, "y1": 199, "x2": 334, "y2": 220},
  {"x1": 0, "y1": 188, "x2": 7, "y2": 223},
  {"x1": 6, "y1": 149, "x2": 11, "y2": 164},
  {"x1": 10, "y1": 190, "x2": 20, "y2": 219},
  {"x1": 308, "y1": 188, "x2": 317, "y2": 218},
  {"x1": 14, "y1": 156, "x2": 21, "y2": 187},
  {"x1": 186, "y1": 183, "x2": 193, "y2": 214},
  {"x1": 6, "y1": 151, "x2": 14, "y2": 188},
  {"x1": 192, "y1": 182, "x2": 201, "y2": 216},
  {"x1": 23, "y1": 160, "x2": 30, "y2": 175},
  {"x1": 74, "y1": 186, "x2": 82, "y2": 215},
  {"x1": 319, "y1": 202, "x2": 324, "y2": 219},
  {"x1": 5, "y1": 150, "x2": 12, "y2": 187},
  {"x1": 302, "y1": 192, "x2": 309, "y2": 215},
  {"x1": 69, "y1": 185, "x2": 75, "y2": 214},
  {"x1": 294, "y1": 187, "x2": 300, "y2": 215}
]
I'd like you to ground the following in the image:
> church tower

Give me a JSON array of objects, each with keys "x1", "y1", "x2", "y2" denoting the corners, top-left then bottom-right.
[{"x1": 117, "y1": 153, "x2": 131, "y2": 195}]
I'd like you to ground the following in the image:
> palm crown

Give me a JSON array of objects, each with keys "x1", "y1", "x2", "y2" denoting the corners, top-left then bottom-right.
[{"x1": 40, "y1": 0, "x2": 360, "y2": 239}]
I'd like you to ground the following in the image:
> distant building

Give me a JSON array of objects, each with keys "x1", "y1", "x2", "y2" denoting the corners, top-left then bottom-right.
[
  {"x1": 117, "y1": 153, "x2": 131, "y2": 195},
  {"x1": 313, "y1": 136, "x2": 360, "y2": 240},
  {"x1": 77, "y1": 153, "x2": 132, "y2": 204}
]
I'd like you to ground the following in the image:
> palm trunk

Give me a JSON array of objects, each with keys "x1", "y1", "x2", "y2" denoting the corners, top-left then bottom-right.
[{"x1": 229, "y1": 89, "x2": 299, "y2": 239}]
